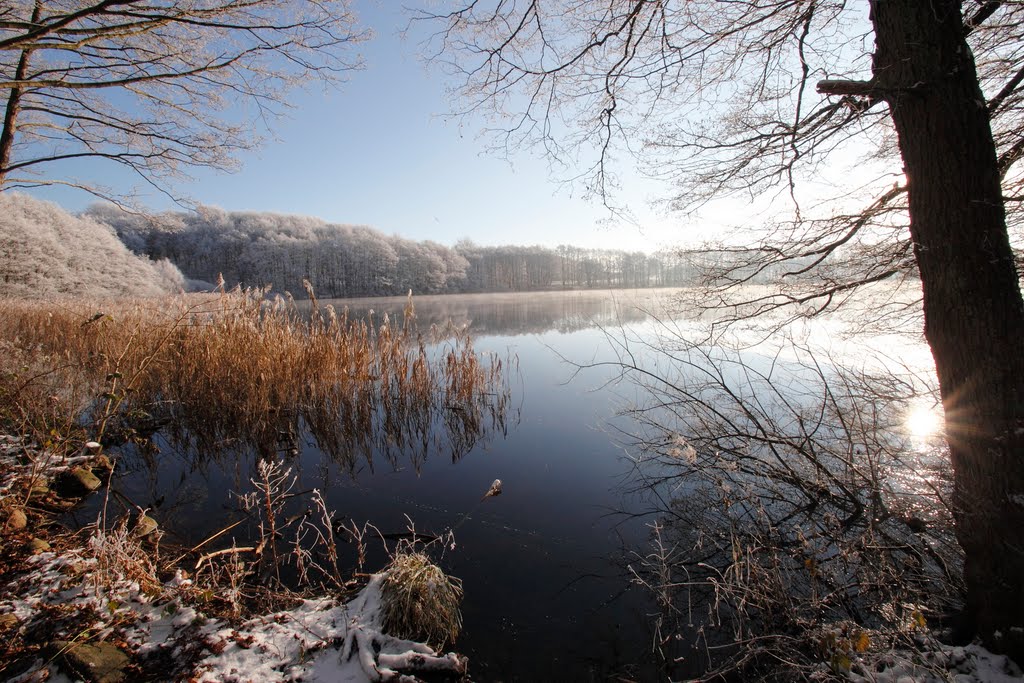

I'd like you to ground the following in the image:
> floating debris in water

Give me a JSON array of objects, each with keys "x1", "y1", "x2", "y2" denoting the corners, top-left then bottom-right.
[{"x1": 482, "y1": 479, "x2": 502, "y2": 501}]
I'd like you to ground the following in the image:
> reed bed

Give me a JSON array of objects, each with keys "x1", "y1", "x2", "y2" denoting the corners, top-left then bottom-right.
[{"x1": 0, "y1": 288, "x2": 509, "y2": 467}]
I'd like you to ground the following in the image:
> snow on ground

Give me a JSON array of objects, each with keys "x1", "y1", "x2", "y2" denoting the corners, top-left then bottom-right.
[
  {"x1": 845, "y1": 642, "x2": 1023, "y2": 683},
  {"x1": 1, "y1": 433, "x2": 466, "y2": 681},
  {"x1": 2, "y1": 550, "x2": 465, "y2": 682},
  {"x1": 5, "y1": 546, "x2": 1019, "y2": 682},
  {"x1": 190, "y1": 574, "x2": 463, "y2": 682}
]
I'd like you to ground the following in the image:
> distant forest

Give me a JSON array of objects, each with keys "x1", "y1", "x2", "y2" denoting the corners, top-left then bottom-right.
[{"x1": 88, "y1": 204, "x2": 786, "y2": 298}]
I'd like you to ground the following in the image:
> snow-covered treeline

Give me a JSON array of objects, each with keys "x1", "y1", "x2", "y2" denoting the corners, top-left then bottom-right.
[
  {"x1": 0, "y1": 194, "x2": 185, "y2": 299},
  {"x1": 89, "y1": 204, "x2": 469, "y2": 297},
  {"x1": 87, "y1": 204, "x2": 710, "y2": 297}
]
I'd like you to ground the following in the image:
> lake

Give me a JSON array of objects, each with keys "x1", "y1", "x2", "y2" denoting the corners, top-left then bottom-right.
[{"x1": 70, "y1": 287, "x2": 940, "y2": 681}]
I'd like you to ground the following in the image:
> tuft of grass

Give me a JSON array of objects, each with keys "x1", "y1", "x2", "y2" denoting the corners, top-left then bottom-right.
[
  {"x1": 87, "y1": 515, "x2": 162, "y2": 599},
  {"x1": 380, "y1": 551, "x2": 463, "y2": 650}
]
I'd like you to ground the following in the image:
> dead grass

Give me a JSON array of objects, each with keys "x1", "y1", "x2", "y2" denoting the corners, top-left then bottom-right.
[
  {"x1": 380, "y1": 550, "x2": 464, "y2": 650},
  {"x1": 0, "y1": 287, "x2": 508, "y2": 465},
  {"x1": 86, "y1": 515, "x2": 162, "y2": 599}
]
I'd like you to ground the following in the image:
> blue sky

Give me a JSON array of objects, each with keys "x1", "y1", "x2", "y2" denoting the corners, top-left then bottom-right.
[
  {"x1": 28, "y1": 2, "x2": 707, "y2": 252},
  {"x1": 21, "y1": 2, "x2": 894, "y2": 252}
]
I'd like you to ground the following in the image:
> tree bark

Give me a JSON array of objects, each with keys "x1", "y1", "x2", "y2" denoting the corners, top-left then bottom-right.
[
  {"x1": 872, "y1": 0, "x2": 1024, "y2": 660},
  {"x1": 0, "y1": 3, "x2": 40, "y2": 187}
]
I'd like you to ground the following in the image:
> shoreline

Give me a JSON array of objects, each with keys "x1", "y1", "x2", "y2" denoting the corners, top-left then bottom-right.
[{"x1": 0, "y1": 434, "x2": 469, "y2": 683}]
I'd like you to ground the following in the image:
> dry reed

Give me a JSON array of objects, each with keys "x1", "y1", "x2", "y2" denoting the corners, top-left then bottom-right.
[{"x1": 0, "y1": 287, "x2": 509, "y2": 466}]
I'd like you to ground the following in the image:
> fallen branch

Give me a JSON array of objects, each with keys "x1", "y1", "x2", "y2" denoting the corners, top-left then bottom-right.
[{"x1": 194, "y1": 545, "x2": 257, "y2": 572}]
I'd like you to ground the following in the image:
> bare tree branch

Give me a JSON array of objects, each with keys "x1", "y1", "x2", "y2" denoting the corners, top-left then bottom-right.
[{"x1": 0, "y1": 0, "x2": 370, "y2": 202}]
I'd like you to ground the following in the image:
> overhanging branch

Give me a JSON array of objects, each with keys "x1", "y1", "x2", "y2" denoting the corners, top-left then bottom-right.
[{"x1": 816, "y1": 79, "x2": 878, "y2": 97}]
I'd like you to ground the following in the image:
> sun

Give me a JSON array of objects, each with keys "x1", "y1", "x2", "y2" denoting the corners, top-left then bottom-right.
[{"x1": 906, "y1": 403, "x2": 943, "y2": 440}]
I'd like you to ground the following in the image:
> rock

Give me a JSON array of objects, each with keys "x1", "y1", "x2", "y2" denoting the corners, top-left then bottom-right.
[
  {"x1": 54, "y1": 467, "x2": 102, "y2": 497},
  {"x1": 90, "y1": 454, "x2": 114, "y2": 475},
  {"x1": 84, "y1": 441, "x2": 102, "y2": 453},
  {"x1": 0, "y1": 613, "x2": 19, "y2": 631},
  {"x1": 73, "y1": 466, "x2": 103, "y2": 491},
  {"x1": 134, "y1": 515, "x2": 158, "y2": 538},
  {"x1": 4, "y1": 507, "x2": 27, "y2": 531},
  {"x1": 53, "y1": 640, "x2": 130, "y2": 683},
  {"x1": 27, "y1": 537, "x2": 50, "y2": 553}
]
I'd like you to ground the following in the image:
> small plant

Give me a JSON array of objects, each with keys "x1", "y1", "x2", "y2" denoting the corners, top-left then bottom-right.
[
  {"x1": 380, "y1": 550, "x2": 463, "y2": 650},
  {"x1": 87, "y1": 515, "x2": 161, "y2": 599}
]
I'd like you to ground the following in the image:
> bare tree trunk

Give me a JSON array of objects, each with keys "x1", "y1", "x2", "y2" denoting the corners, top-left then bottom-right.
[
  {"x1": 0, "y1": 3, "x2": 40, "y2": 187},
  {"x1": 873, "y1": 0, "x2": 1024, "y2": 660}
]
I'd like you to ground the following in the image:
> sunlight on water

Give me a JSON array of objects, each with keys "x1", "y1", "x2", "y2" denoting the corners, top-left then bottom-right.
[{"x1": 906, "y1": 402, "x2": 943, "y2": 440}]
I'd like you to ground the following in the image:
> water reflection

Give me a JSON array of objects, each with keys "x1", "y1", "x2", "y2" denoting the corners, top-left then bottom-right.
[
  {"x1": 327, "y1": 288, "x2": 674, "y2": 337},
  {"x1": 79, "y1": 289, "x2": 676, "y2": 680},
  {"x1": 76, "y1": 287, "x2": 946, "y2": 680},
  {"x1": 600, "y1": 319, "x2": 957, "y2": 677}
]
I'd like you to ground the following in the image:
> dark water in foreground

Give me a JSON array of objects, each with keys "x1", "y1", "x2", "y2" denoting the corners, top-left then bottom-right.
[{"x1": 76, "y1": 289, "x2": 685, "y2": 680}]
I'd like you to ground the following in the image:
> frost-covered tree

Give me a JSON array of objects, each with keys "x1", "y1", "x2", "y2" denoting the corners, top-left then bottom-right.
[
  {"x1": 89, "y1": 205, "x2": 471, "y2": 297},
  {"x1": 91, "y1": 204, "x2": 704, "y2": 297},
  {"x1": 0, "y1": 193, "x2": 184, "y2": 297},
  {"x1": 0, "y1": 1, "x2": 367, "y2": 201}
]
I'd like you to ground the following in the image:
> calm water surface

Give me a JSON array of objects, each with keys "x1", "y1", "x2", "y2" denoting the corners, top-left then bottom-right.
[
  {"x1": 75, "y1": 288, "x2": 942, "y2": 680},
  {"x1": 79, "y1": 289, "x2": 689, "y2": 680}
]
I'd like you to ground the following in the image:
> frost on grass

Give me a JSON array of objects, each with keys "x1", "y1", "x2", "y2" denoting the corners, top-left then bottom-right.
[
  {"x1": 1, "y1": 439, "x2": 468, "y2": 681},
  {"x1": 380, "y1": 552, "x2": 463, "y2": 650},
  {"x1": 2, "y1": 549, "x2": 466, "y2": 682}
]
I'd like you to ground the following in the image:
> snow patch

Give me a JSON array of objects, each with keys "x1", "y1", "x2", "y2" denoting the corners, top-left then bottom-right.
[
  {"x1": 848, "y1": 641, "x2": 1023, "y2": 683},
  {"x1": 3, "y1": 550, "x2": 466, "y2": 682}
]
